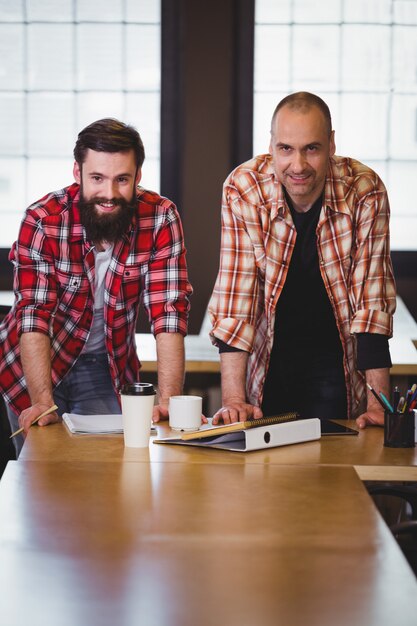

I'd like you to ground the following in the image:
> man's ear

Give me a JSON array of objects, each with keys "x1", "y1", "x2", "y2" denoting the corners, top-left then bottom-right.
[
  {"x1": 73, "y1": 161, "x2": 81, "y2": 185},
  {"x1": 329, "y1": 130, "x2": 336, "y2": 157}
]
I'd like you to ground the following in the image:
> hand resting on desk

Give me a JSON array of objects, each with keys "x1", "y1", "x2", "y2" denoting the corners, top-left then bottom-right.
[
  {"x1": 212, "y1": 401, "x2": 263, "y2": 424},
  {"x1": 18, "y1": 402, "x2": 60, "y2": 435},
  {"x1": 355, "y1": 408, "x2": 385, "y2": 429}
]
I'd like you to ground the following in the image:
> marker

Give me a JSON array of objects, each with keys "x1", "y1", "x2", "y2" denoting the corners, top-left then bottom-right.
[
  {"x1": 379, "y1": 391, "x2": 394, "y2": 413},
  {"x1": 366, "y1": 383, "x2": 394, "y2": 412}
]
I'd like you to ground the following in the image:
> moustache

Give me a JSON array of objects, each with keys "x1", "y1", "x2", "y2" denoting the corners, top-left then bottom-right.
[{"x1": 82, "y1": 197, "x2": 126, "y2": 209}]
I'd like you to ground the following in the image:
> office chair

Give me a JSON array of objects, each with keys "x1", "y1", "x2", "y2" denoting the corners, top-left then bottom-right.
[{"x1": 367, "y1": 484, "x2": 417, "y2": 576}]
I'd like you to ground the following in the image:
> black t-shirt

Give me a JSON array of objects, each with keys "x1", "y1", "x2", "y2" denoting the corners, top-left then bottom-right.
[{"x1": 272, "y1": 192, "x2": 341, "y2": 355}]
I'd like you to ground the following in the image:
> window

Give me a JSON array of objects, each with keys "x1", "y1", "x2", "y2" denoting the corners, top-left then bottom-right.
[
  {"x1": 0, "y1": 0, "x2": 161, "y2": 248},
  {"x1": 254, "y1": 0, "x2": 417, "y2": 250}
]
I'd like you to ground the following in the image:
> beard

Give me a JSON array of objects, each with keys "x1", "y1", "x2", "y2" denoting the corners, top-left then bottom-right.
[{"x1": 78, "y1": 187, "x2": 136, "y2": 244}]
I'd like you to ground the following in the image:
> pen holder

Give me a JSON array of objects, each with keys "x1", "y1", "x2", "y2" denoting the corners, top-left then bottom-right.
[{"x1": 384, "y1": 411, "x2": 415, "y2": 448}]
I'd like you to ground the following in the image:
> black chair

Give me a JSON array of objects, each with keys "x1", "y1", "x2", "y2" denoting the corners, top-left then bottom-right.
[
  {"x1": 390, "y1": 520, "x2": 417, "y2": 575},
  {"x1": 367, "y1": 484, "x2": 417, "y2": 576},
  {"x1": 367, "y1": 484, "x2": 417, "y2": 520}
]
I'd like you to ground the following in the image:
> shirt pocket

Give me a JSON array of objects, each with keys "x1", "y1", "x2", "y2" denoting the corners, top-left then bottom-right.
[
  {"x1": 55, "y1": 269, "x2": 90, "y2": 315},
  {"x1": 115, "y1": 265, "x2": 142, "y2": 309}
]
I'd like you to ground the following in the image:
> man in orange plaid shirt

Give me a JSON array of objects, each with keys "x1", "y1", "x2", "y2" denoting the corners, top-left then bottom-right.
[{"x1": 209, "y1": 92, "x2": 396, "y2": 429}]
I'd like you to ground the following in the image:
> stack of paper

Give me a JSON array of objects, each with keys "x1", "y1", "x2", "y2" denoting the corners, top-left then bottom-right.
[
  {"x1": 62, "y1": 413, "x2": 158, "y2": 435},
  {"x1": 62, "y1": 413, "x2": 124, "y2": 434}
]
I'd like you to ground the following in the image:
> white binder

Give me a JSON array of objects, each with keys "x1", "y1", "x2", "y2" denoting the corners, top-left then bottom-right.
[{"x1": 154, "y1": 418, "x2": 321, "y2": 452}]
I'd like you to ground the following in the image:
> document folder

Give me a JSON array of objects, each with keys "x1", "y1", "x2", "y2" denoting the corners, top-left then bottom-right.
[{"x1": 154, "y1": 417, "x2": 321, "y2": 452}]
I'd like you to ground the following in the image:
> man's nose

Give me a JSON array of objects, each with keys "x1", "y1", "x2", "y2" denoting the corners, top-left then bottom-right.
[
  {"x1": 102, "y1": 180, "x2": 117, "y2": 198},
  {"x1": 292, "y1": 151, "x2": 306, "y2": 172}
]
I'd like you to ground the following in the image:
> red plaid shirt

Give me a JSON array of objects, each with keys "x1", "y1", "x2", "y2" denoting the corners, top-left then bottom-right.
[
  {"x1": 208, "y1": 154, "x2": 396, "y2": 419},
  {"x1": 0, "y1": 183, "x2": 192, "y2": 413}
]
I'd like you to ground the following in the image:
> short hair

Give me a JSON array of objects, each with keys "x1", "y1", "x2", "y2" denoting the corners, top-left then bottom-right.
[
  {"x1": 271, "y1": 92, "x2": 332, "y2": 137},
  {"x1": 73, "y1": 118, "x2": 145, "y2": 168}
]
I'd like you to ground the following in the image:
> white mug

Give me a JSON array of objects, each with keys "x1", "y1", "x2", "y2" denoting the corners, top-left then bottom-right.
[
  {"x1": 120, "y1": 382, "x2": 156, "y2": 447},
  {"x1": 169, "y1": 395, "x2": 202, "y2": 432}
]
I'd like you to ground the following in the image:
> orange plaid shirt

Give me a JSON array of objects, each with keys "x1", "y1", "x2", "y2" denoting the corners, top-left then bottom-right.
[{"x1": 208, "y1": 154, "x2": 396, "y2": 419}]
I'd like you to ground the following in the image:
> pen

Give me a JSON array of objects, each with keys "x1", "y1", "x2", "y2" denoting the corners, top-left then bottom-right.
[
  {"x1": 397, "y1": 397, "x2": 405, "y2": 412},
  {"x1": 9, "y1": 404, "x2": 58, "y2": 439},
  {"x1": 408, "y1": 385, "x2": 417, "y2": 409},
  {"x1": 366, "y1": 383, "x2": 393, "y2": 412},
  {"x1": 401, "y1": 389, "x2": 413, "y2": 413},
  {"x1": 392, "y1": 386, "x2": 400, "y2": 412}
]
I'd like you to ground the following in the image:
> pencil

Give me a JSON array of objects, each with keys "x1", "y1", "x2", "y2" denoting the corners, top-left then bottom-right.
[{"x1": 9, "y1": 404, "x2": 58, "y2": 439}]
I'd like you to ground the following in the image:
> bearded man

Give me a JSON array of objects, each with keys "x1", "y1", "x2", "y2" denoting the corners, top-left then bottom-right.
[{"x1": 0, "y1": 118, "x2": 192, "y2": 456}]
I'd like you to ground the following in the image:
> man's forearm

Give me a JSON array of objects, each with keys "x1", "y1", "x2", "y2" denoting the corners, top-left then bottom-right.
[
  {"x1": 220, "y1": 351, "x2": 248, "y2": 404},
  {"x1": 155, "y1": 332, "x2": 185, "y2": 403},
  {"x1": 20, "y1": 332, "x2": 54, "y2": 406}
]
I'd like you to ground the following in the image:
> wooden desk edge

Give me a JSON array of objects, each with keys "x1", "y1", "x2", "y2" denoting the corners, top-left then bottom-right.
[
  {"x1": 141, "y1": 361, "x2": 417, "y2": 375},
  {"x1": 354, "y1": 465, "x2": 417, "y2": 482},
  {"x1": 141, "y1": 360, "x2": 220, "y2": 373}
]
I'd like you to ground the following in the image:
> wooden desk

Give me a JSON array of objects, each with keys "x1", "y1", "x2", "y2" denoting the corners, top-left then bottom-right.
[
  {"x1": 20, "y1": 421, "x2": 417, "y2": 482},
  {"x1": 1, "y1": 460, "x2": 416, "y2": 626}
]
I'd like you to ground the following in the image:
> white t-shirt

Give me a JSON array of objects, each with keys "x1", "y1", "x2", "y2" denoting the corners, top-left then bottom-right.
[{"x1": 83, "y1": 243, "x2": 114, "y2": 353}]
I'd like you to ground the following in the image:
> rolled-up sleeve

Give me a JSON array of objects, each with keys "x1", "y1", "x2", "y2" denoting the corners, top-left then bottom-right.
[
  {"x1": 11, "y1": 212, "x2": 58, "y2": 338},
  {"x1": 348, "y1": 181, "x2": 396, "y2": 337}
]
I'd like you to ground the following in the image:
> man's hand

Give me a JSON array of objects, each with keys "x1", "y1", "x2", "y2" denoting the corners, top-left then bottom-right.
[
  {"x1": 213, "y1": 402, "x2": 263, "y2": 425},
  {"x1": 152, "y1": 402, "x2": 169, "y2": 423},
  {"x1": 18, "y1": 402, "x2": 60, "y2": 435},
  {"x1": 356, "y1": 408, "x2": 385, "y2": 429}
]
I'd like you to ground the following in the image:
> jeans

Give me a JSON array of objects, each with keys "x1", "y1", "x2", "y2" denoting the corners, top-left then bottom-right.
[{"x1": 7, "y1": 353, "x2": 121, "y2": 457}]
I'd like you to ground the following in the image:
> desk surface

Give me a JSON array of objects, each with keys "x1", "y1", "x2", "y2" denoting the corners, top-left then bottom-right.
[
  {"x1": 1, "y1": 460, "x2": 417, "y2": 626},
  {"x1": 20, "y1": 420, "x2": 417, "y2": 481}
]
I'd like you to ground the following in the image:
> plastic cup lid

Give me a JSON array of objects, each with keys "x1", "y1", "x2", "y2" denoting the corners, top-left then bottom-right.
[{"x1": 120, "y1": 382, "x2": 156, "y2": 396}]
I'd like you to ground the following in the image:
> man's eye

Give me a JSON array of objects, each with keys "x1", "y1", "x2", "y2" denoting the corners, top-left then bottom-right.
[
  {"x1": 118, "y1": 177, "x2": 128, "y2": 183},
  {"x1": 92, "y1": 176, "x2": 102, "y2": 182},
  {"x1": 307, "y1": 145, "x2": 318, "y2": 152}
]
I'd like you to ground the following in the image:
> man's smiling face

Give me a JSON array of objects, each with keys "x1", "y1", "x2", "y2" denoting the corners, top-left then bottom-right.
[
  {"x1": 269, "y1": 104, "x2": 335, "y2": 212},
  {"x1": 73, "y1": 148, "x2": 141, "y2": 243}
]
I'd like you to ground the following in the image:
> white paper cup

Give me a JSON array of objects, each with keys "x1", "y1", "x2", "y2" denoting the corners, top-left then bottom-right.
[
  {"x1": 169, "y1": 395, "x2": 202, "y2": 432},
  {"x1": 120, "y1": 383, "x2": 156, "y2": 448}
]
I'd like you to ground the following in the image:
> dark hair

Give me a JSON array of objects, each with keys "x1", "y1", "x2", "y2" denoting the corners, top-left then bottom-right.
[
  {"x1": 73, "y1": 118, "x2": 145, "y2": 168},
  {"x1": 271, "y1": 92, "x2": 332, "y2": 137}
]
